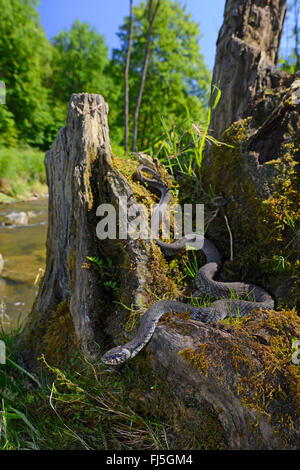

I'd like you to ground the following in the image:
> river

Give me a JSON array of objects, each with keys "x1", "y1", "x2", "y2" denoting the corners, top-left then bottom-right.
[{"x1": 0, "y1": 198, "x2": 48, "y2": 328}]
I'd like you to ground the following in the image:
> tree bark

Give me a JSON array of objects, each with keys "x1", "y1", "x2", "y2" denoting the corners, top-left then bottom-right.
[
  {"x1": 210, "y1": 0, "x2": 287, "y2": 138},
  {"x1": 19, "y1": 93, "x2": 154, "y2": 365},
  {"x1": 131, "y1": 0, "x2": 160, "y2": 152},
  {"x1": 19, "y1": 92, "x2": 300, "y2": 448},
  {"x1": 124, "y1": 0, "x2": 133, "y2": 155}
]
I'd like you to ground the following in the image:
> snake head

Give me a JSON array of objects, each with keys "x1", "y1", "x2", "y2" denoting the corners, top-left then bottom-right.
[{"x1": 101, "y1": 346, "x2": 131, "y2": 365}]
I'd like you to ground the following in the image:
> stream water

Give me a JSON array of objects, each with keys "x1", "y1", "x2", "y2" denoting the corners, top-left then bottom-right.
[{"x1": 0, "y1": 198, "x2": 48, "y2": 328}]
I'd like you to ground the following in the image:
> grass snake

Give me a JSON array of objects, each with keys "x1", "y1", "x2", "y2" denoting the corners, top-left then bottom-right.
[{"x1": 101, "y1": 165, "x2": 274, "y2": 364}]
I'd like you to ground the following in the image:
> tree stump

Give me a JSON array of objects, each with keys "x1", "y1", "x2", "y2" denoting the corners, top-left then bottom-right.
[
  {"x1": 19, "y1": 93, "x2": 300, "y2": 449},
  {"x1": 19, "y1": 93, "x2": 154, "y2": 365},
  {"x1": 210, "y1": 0, "x2": 287, "y2": 138}
]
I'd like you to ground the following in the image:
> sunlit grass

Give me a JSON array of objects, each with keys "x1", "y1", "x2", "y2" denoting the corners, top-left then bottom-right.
[
  {"x1": 0, "y1": 321, "x2": 170, "y2": 450},
  {"x1": 149, "y1": 85, "x2": 232, "y2": 180},
  {"x1": 0, "y1": 147, "x2": 47, "y2": 199}
]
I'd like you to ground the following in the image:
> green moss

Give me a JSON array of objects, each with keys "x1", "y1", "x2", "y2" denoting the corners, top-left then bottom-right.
[
  {"x1": 198, "y1": 113, "x2": 300, "y2": 309},
  {"x1": 202, "y1": 118, "x2": 251, "y2": 195},
  {"x1": 112, "y1": 155, "x2": 173, "y2": 208},
  {"x1": 144, "y1": 242, "x2": 183, "y2": 305},
  {"x1": 126, "y1": 353, "x2": 227, "y2": 449},
  {"x1": 178, "y1": 309, "x2": 300, "y2": 445},
  {"x1": 111, "y1": 155, "x2": 187, "y2": 330},
  {"x1": 178, "y1": 346, "x2": 211, "y2": 375},
  {"x1": 113, "y1": 155, "x2": 153, "y2": 206},
  {"x1": 42, "y1": 300, "x2": 78, "y2": 368}
]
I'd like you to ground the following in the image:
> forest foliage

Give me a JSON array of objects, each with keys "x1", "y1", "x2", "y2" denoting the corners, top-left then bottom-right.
[
  {"x1": 0, "y1": 0, "x2": 298, "y2": 155},
  {"x1": 0, "y1": 0, "x2": 211, "y2": 154}
]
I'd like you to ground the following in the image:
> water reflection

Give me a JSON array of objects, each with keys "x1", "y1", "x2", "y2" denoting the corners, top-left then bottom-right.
[{"x1": 0, "y1": 198, "x2": 48, "y2": 327}]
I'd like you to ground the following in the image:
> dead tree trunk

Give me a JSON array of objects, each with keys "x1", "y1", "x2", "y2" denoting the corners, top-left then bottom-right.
[
  {"x1": 19, "y1": 94, "x2": 154, "y2": 366},
  {"x1": 210, "y1": 0, "x2": 287, "y2": 138},
  {"x1": 131, "y1": 0, "x2": 160, "y2": 152},
  {"x1": 19, "y1": 93, "x2": 300, "y2": 449}
]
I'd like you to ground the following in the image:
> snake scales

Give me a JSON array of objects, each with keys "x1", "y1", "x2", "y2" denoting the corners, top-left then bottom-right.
[{"x1": 101, "y1": 165, "x2": 274, "y2": 365}]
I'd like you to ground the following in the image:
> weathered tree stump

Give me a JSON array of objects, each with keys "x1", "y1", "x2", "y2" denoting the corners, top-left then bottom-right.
[
  {"x1": 210, "y1": 0, "x2": 287, "y2": 138},
  {"x1": 203, "y1": 0, "x2": 300, "y2": 314},
  {"x1": 19, "y1": 92, "x2": 300, "y2": 449},
  {"x1": 147, "y1": 309, "x2": 300, "y2": 450},
  {"x1": 20, "y1": 93, "x2": 154, "y2": 364}
]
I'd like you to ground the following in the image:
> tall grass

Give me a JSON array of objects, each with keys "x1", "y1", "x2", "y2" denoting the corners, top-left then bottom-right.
[
  {"x1": 0, "y1": 321, "x2": 42, "y2": 449},
  {"x1": 0, "y1": 147, "x2": 46, "y2": 199},
  {"x1": 151, "y1": 85, "x2": 229, "y2": 180},
  {"x1": 0, "y1": 322, "x2": 169, "y2": 450}
]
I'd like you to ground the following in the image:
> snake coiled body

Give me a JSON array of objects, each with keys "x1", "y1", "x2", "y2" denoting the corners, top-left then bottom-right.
[{"x1": 101, "y1": 166, "x2": 274, "y2": 365}]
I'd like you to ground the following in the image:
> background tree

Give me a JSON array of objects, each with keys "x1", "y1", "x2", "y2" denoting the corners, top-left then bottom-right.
[
  {"x1": 0, "y1": 0, "x2": 56, "y2": 147},
  {"x1": 210, "y1": 0, "x2": 287, "y2": 138},
  {"x1": 131, "y1": 0, "x2": 161, "y2": 152},
  {"x1": 52, "y1": 20, "x2": 112, "y2": 104},
  {"x1": 113, "y1": 0, "x2": 211, "y2": 152},
  {"x1": 279, "y1": 0, "x2": 300, "y2": 72},
  {"x1": 51, "y1": 20, "x2": 123, "y2": 149},
  {"x1": 0, "y1": 106, "x2": 19, "y2": 147},
  {"x1": 124, "y1": 0, "x2": 134, "y2": 154}
]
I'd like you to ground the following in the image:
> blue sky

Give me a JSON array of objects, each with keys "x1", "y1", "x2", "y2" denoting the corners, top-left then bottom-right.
[{"x1": 38, "y1": 0, "x2": 226, "y2": 71}]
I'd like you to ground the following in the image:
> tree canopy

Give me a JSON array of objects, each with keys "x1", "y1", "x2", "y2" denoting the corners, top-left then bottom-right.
[
  {"x1": 279, "y1": 0, "x2": 300, "y2": 72},
  {"x1": 112, "y1": 0, "x2": 211, "y2": 150},
  {"x1": 52, "y1": 19, "x2": 112, "y2": 104},
  {"x1": 0, "y1": 0, "x2": 213, "y2": 152},
  {"x1": 0, "y1": 0, "x2": 55, "y2": 147}
]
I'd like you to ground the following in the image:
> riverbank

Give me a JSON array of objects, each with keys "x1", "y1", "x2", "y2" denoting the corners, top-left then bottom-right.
[
  {"x1": 0, "y1": 198, "x2": 48, "y2": 326},
  {"x1": 0, "y1": 188, "x2": 48, "y2": 204},
  {"x1": 0, "y1": 147, "x2": 48, "y2": 203}
]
